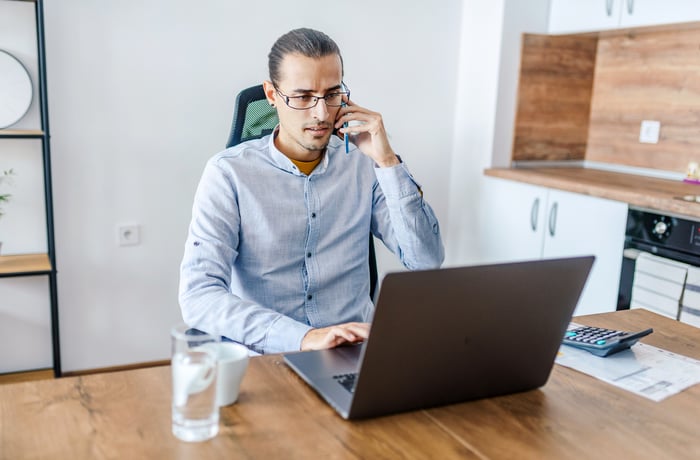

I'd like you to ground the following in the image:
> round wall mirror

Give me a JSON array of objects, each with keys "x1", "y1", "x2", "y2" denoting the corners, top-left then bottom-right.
[{"x1": 0, "y1": 49, "x2": 33, "y2": 129}]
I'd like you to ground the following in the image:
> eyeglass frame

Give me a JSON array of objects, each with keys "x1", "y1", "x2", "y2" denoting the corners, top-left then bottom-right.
[{"x1": 274, "y1": 82, "x2": 350, "y2": 110}]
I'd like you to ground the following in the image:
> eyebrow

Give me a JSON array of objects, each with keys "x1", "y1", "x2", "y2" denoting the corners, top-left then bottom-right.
[{"x1": 291, "y1": 84, "x2": 343, "y2": 95}]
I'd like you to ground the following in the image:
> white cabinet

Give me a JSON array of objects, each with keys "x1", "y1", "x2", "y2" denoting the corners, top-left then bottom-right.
[
  {"x1": 549, "y1": 0, "x2": 623, "y2": 34},
  {"x1": 549, "y1": 0, "x2": 700, "y2": 34},
  {"x1": 480, "y1": 177, "x2": 628, "y2": 315},
  {"x1": 619, "y1": 0, "x2": 700, "y2": 28},
  {"x1": 479, "y1": 177, "x2": 545, "y2": 263}
]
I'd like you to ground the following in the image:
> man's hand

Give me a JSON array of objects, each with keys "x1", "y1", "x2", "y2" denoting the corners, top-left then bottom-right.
[
  {"x1": 335, "y1": 101, "x2": 400, "y2": 168},
  {"x1": 301, "y1": 322, "x2": 370, "y2": 351}
]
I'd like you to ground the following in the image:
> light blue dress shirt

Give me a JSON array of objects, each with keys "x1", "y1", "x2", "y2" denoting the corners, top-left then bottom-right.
[{"x1": 179, "y1": 130, "x2": 444, "y2": 354}]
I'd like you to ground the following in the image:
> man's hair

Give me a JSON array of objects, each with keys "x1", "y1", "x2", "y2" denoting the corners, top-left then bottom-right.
[{"x1": 268, "y1": 28, "x2": 344, "y2": 86}]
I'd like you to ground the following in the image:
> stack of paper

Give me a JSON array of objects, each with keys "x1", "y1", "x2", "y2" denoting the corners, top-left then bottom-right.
[
  {"x1": 631, "y1": 252, "x2": 688, "y2": 320},
  {"x1": 680, "y1": 266, "x2": 700, "y2": 328},
  {"x1": 556, "y1": 340, "x2": 700, "y2": 402}
]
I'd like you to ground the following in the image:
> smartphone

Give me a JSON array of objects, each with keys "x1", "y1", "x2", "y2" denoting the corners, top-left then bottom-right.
[{"x1": 341, "y1": 101, "x2": 349, "y2": 153}]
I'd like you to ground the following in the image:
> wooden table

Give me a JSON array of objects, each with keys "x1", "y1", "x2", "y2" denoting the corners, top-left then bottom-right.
[{"x1": 1, "y1": 309, "x2": 699, "y2": 459}]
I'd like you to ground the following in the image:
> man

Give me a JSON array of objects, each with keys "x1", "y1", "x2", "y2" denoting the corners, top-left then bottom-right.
[{"x1": 179, "y1": 28, "x2": 444, "y2": 354}]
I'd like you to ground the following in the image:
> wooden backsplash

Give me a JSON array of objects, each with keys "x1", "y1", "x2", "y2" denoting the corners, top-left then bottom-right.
[
  {"x1": 512, "y1": 34, "x2": 597, "y2": 161},
  {"x1": 513, "y1": 24, "x2": 700, "y2": 173},
  {"x1": 587, "y1": 27, "x2": 700, "y2": 172}
]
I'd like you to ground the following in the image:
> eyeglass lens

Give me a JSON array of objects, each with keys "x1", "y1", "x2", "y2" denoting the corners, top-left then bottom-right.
[{"x1": 287, "y1": 93, "x2": 347, "y2": 109}]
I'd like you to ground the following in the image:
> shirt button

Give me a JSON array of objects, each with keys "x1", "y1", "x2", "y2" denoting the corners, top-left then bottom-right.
[
  {"x1": 311, "y1": 213, "x2": 316, "y2": 218},
  {"x1": 306, "y1": 252, "x2": 312, "y2": 258},
  {"x1": 307, "y1": 294, "x2": 313, "y2": 300}
]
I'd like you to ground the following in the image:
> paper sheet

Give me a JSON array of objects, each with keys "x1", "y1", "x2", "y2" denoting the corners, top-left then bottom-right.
[{"x1": 555, "y1": 335, "x2": 700, "y2": 402}]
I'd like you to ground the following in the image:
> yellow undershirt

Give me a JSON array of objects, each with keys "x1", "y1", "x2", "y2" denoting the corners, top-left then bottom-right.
[
  {"x1": 289, "y1": 154, "x2": 423, "y2": 196},
  {"x1": 289, "y1": 156, "x2": 322, "y2": 176}
]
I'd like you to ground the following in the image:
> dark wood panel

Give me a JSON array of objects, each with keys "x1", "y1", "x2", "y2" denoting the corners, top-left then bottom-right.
[{"x1": 513, "y1": 34, "x2": 598, "y2": 161}]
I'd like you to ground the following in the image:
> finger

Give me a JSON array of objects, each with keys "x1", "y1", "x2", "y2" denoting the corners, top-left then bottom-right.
[
  {"x1": 334, "y1": 108, "x2": 375, "y2": 129},
  {"x1": 343, "y1": 323, "x2": 370, "y2": 339},
  {"x1": 327, "y1": 326, "x2": 357, "y2": 343},
  {"x1": 336, "y1": 120, "x2": 371, "y2": 135}
]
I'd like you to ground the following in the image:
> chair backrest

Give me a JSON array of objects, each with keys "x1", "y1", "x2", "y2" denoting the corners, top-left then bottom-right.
[
  {"x1": 226, "y1": 85, "x2": 279, "y2": 148},
  {"x1": 226, "y1": 84, "x2": 379, "y2": 301}
]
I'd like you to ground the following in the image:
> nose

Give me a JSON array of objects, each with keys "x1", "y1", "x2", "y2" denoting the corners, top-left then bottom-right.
[{"x1": 311, "y1": 98, "x2": 329, "y2": 120}]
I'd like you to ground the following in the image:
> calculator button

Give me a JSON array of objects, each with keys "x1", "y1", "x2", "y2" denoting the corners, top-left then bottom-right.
[{"x1": 596, "y1": 340, "x2": 607, "y2": 345}]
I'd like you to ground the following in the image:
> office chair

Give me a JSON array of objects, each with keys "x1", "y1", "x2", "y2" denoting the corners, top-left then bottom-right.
[
  {"x1": 226, "y1": 85, "x2": 278, "y2": 148},
  {"x1": 226, "y1": 84, "x2": 379, "y2": 300}
]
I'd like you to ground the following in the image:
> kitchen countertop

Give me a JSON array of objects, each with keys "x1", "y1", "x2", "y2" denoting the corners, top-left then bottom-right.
[{"x1": 485, "y1": 167, "x2": 700, "y2": 219}]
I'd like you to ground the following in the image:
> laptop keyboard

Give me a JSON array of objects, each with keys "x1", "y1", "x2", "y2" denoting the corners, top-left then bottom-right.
[{"x1": 333, "y1": 373, "x2": 357, "y2": 393}]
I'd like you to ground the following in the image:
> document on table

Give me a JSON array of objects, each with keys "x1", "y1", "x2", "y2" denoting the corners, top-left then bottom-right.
[{"x1": 555, "y1": 339, "x2": 700, "y2": 402}]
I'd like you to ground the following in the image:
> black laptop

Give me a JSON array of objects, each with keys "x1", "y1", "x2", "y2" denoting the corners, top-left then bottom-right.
[{"x1": 283, "y1": 256, "x2": 595, "y2": 419}]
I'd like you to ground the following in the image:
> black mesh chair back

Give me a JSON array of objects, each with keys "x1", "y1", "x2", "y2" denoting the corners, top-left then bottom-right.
[
  {"x1": 226, "y1": 85, "x2": 279, "y2": 148},
  {"x1": 226, "y1": 84, "x2": 379, "y2": 301}
]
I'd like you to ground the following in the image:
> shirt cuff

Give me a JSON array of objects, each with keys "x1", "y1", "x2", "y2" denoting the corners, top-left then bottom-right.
[
  {"x1": 374, "y1": 162, "x2": 422, "y2": 199},
  {"x1": 264, "y1": 315, "x2": 314, "y2": 353}
]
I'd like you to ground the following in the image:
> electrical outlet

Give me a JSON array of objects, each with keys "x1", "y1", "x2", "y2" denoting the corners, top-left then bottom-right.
[
  {"x1": 639, "y1": 120, "x2": 661, "y2": 144},
  {"x1": 118, "y1": 224, "x2": 140, "y2": 246}
]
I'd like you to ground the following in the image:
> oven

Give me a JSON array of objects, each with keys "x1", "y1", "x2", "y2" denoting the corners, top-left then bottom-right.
[{"x1": 618, "y1": 207, "x2": 700, "y2": 325}]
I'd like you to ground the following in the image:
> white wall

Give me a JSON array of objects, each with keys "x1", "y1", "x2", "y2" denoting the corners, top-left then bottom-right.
[
  {"x1": 37, "y1": 0, "x2": 462, "y2": 371},
  {"x1": 445, "y1": 0, "x2": 550, "y2": 266},
  {"x1": 2, "y1": 0, "x2": 553, "y2": 373}
]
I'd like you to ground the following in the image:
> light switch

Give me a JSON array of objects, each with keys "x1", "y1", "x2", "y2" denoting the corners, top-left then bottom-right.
[{"x1": 639, "y1": 120, "x2": 660, "y2": 144}]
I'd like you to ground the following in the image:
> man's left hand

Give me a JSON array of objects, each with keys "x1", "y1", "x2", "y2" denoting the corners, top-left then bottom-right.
[{"x1": 335, "y1": 101, "x2": 400, "y2": 168}]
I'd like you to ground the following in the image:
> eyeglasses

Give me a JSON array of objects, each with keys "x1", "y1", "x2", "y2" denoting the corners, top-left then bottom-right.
[{"x1": 275, "y1": 83, "x2": 350, "y2": 110}]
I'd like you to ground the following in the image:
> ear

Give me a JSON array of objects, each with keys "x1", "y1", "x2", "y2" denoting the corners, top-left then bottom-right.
[{"x1": 263, "y1": 80, "x2": 277, "y2": 106}]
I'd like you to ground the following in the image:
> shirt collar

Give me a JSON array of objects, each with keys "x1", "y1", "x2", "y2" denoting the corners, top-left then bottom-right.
[{"x1": 267, "y1": 125, "x2": 338, "y2": 176}]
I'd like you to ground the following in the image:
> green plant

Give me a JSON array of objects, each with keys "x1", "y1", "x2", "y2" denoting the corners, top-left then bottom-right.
[{"x1": 0, "y1": 168, "x2": 15, "y2": 219}]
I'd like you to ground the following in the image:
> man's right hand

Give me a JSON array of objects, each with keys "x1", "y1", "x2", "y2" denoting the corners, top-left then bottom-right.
[{"x1": 300, "y1": 322, "x2": 370, "y2": 351}]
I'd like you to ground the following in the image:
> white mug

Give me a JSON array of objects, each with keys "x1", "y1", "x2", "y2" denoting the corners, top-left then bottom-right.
[{"x1": 200, "y1": 342, "x2": 250, "y2": 406}]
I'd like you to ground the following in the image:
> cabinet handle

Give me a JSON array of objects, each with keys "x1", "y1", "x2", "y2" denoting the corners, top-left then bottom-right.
[
  {"x1": 627, "y1": 0, "x2": 634, "y2": 15},
  {"x1": 605, "y1": 0, "x2": 613, "y2": 16},
  {"x1": 548, "y1": 202, "x2": 558, "y2": 237},
  {"x1": 530, "y1": 198, "x2": 540, "y2": 232}
]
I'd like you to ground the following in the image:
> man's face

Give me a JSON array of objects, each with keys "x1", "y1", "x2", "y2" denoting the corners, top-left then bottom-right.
[{"x1": 265, "y1": 53, "x2": 344, "y2": 161}]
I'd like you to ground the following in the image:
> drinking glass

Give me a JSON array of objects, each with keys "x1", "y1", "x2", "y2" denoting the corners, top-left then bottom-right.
[{"x1": 171, "y1": 325, "x2": 220, "y2": 442}]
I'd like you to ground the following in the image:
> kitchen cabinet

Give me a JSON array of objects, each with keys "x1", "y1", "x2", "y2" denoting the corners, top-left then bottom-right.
[
  {"x1": 619, "y1": 0, "x2": 700, "y2": 28},
  {"x1": 480, "y1": 176, "x2": 628, "y2": 315},
  {"x1": 0, "y1": 0, "x2": 60, "y2": 375},
  {"x1": 548, "y1": 0, "x2": 700, "y2": 34},
  {"x1": 548, "y1": 0, "x2": 623, "y2": 34}
]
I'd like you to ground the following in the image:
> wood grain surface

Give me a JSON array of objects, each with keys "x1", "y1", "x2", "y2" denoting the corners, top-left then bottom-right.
[
  {"x1": 586, "y1": 27, "x2": 700, "y2": 172},
  {"x1": 0, "y1": 309, "x2": 698, "y2": 459},
  {"x1": 485, "y1": 166, "x2": 700, "y2": 219},
  {"x1": 512, "y1": 34, "x2": 598, "y2": 161},
  {"x1": 512, "y1": 23, "x2": 700, "y2": 174},
  {"x1": 427, "y1": 309, "x2": 700, "y2": 460},
  {"x1": 0, "y1": 253, "x2": 51, "y2": 275}
]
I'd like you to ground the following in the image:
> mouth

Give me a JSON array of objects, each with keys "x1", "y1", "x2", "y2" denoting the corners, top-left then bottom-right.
[{"x1": 305, "y1": 124, "x2": 331, "y2": 137}]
